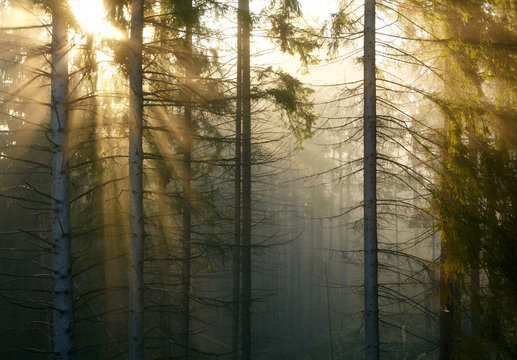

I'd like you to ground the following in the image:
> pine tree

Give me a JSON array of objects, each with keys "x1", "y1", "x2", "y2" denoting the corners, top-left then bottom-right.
[
  {"x1": 239, "y1": 0, "x2": 252, "y2": 358},
  {"x1": 363, "y1": 0, "x2": 379, "y2": 359},
  {"x1": 128, "y1": 0, "x2": 145, "y2": 358},
  {"x1": 49, "y1": 1, "x2": 75, "y2": 358}
]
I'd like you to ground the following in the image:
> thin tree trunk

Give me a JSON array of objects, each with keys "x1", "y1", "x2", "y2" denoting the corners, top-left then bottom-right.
[
  {"x1": 296, "y1": 174, "x2": 307, "y2": 356},
  {"x1": 395, "y1": 205, "x2": 401, "y2": 313},
  {"x1": 289, "y1": 216, "x2": 296, "y2": 338},
  {"x1": 317, "y1": 217, "x2": 325, "y2": 332},
  {"x1": 424, "y1": 233, "x2": 435, "y2": 338},
  {"x1": 128, "y1": 0, "x2": 145, "y2": 358},
  {"x1": 339, "y1": 149, "x2": 346, "y2": 329},
  {"x1": 363, "y1": 0, "x2": 379, "y2": 359},
  {"x1": 232, "y1": 5, "x2": 243, "y2": 356},
  {"x1": 439, "y1": 58, "x2": 463, "y2": 360},
  {"x1": 156, "y1": 187, "x2": 173, "y2": 358},
  {"x1": 342, "y1": 151, "x2": 350, "y2": 329},
  {"x1": 239, "y1": 0, "x2": 252, "y2": 357},
  {"x1": 470, "y1": 266, "x2": 480, "y2": 334},
  {"x1": 325, "y1": 264, "x2": 336, "y2": 360},
  {"x1": 468, "y1": 139, "x2": 480, "y2": 337},
  {"x1": 181, "y1": 3, "x2": 193, "y2": 356},
  {"x1": 50, "y1": 2, "x2": 74, "y2": 358},
  {"x1": 439, "y1": 239, "x2": 457, "y2": 360}
]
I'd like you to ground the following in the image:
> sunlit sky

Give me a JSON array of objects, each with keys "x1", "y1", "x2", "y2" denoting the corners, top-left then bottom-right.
[
  {"x1": 69, "y1": 0, "x2": 123, "y2": 39},
  {"x1": 68, "y1": 0, "x2": 338, "y2": 38},
  {"x1": 65, "y1": 0, "x2": 364, "y2": 91}
]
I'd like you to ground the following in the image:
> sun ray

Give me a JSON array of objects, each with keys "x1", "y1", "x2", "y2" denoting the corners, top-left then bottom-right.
[{"x1": 69, "y1": 0, "x2": 123, "y2": 39}]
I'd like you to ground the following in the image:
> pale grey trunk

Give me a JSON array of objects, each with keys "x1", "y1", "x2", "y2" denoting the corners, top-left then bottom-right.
[
  {"x1": 363, "y1": 0, "x2": 379, "y2": 359},
  {"x1": 308, "y1": 205, "x2": 315, "y2": 340},
  {"x1": 50, "y1": 2, "x2": 74, "y2": 359},
  {"x1": 395, "y1": 206, "x2": 401, "y2": 313},
  {"x1": 181, "y1": 5, "x2": 193, "y2": 357},
  {"x1": 295, "y1": 177, "x2": 307, "y2": 356},
  {"x1": 232, "y1": 5, "x2": 242, "y2": 357},
  {"x1": 240, "y1": 0, "x2": 252, "y2": 357},
  {"x1": 340, "y1": 150, "x2": 348, "y2": 327},
  {"x1": 325, "y1": 264, "x2": 335, "y2": 360},
  {"x1": 128, "y1": 0, "x2": 145, "y2": 359}
]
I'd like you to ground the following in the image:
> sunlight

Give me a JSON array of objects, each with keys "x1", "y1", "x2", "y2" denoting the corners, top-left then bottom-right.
[{"x1": 69, "y1": 0, "x2": 123, "y2": 39}]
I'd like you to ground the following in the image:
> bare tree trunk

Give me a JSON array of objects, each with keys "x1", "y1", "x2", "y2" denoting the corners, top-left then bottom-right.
[
  {"x1": 128, "y1": 0, "x2": 144, "y2": 358},
  {"x1": 181, "y1": 3, "x2": 193, "y2": 357},
  {"x1": 363, "y1": 0, "x2": 379, "y2": 359},
  {"x1": 439, "y1": 239, "x2": 458, "y2": 360},
  {"x1": 439, "y1": 58, "x2": 463, "y2": 360},
  {"x1": 424, "y1": 233, "x2": 436, "y2": 337},
  {"x1": 339, "y1": 149, "x2": 346, "y2": 328},
  {"x1": 296, "y1": 174, "x2": 307, "y2": 357},
  {"x1": 232, "y1": 4, "x2": 243, "y2": 356},
  {"x1": 239, "y1": 0, "x2": 252, "y2": 358},
  {"x1": 470, "y1": 266, "x2": 480, "y2": 334},
  {"x1": 325, "y1": 264, "x2": 336, "y2": 360},
  {"x1": 50, "y1": 2, "x2": 74, "y2": 358}
]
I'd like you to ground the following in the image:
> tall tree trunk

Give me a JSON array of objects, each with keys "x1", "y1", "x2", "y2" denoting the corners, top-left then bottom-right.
[
  {"x1": 470, "y1": 266, "x2": 480, "y2": 334},
  {"x1": 424, "y1": 232, "x2": 435, "y2": 337},
  {"x1": 295, "y1": 173, "x2": 307, "y2": 356},
  {"x1": 439, "y1": 58, "x2": 463, "y2": 360},
  {"x1": 232, "y1": 5, "x2": 243, "y2": 356},
  {"x1": 50, "y1": 2, "x2": 74, "y2": 358},
  {"x1": 128, "y1": 0, "x2": 145, "y2": 358},
  {"x1": 338, "y1": 149, "x2": 345, "y2": 328},
  {"x1": 439, "y1": 239, "x2": 459, "y2": 360},
  {"x1": 363, "y1": 0, "x2": 379, "y2": 359},
  {"x1": 325, "y1": 264, "x2": 336, "y2": 360},
  {"x1": 395, "y1": 205, "x2": 401, "y2": 313},
  {"x1": 181, "y1": 3, "x2": 193, "y2": 357},
  {"x1": 239, "y1": 0, "x2": 252, "y2": 358},
  {"x1": 341, "y1": 150, "x2": 349, "y2": 328}
]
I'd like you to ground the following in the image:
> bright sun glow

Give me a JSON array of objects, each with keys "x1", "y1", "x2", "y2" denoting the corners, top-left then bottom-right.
[{"x1": 69, "y1": 0, "x2": 123, "y2": 39}]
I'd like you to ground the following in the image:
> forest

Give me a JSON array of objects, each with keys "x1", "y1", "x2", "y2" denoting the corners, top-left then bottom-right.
[{"x1": 0, "y1": 0, "x2": 516, "y2": 359}]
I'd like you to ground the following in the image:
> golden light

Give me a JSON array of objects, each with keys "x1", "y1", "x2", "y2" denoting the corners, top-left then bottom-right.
[{"x1": 69, "y1": 0, "x2": 123, "y2": 39}]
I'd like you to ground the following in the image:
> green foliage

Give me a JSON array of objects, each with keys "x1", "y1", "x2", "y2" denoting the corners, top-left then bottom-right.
[
  {"x1": 264, "y1": 0, "x2": 320, "y2": 67},
  {"x1": 326, "y1": 2, "x2": 357, "y2": 55},
  {"x1": 257, "y1": 67, "x2": 316, "y2": 147},
  {"x1": 421, "y1": 1, "x2": 517, "y2": 358}
]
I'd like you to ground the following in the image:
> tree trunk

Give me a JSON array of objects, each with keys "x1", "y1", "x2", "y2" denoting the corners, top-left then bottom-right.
[
  {"x1": 50, "y1": 2, "x2": 74, "y2": 358},
  {"x1": 325, "y1": 264, "x2": 336, "y2": 360},
  {"x1": 363, "y1": 0, "x2": 379, "y2": 359},
  {"x1": 181, "y1": 3, "x2": 193, "y2": 356},
  {"x1": 239, "y1": 0, "x2": 252, "y2": 358},
  {"x1": 439, "y1": 58, "x2": 463, "y2": 360},
  {"x1": 295, "y1": 173, "x2": 307, "y2": 356},
  {"x1": 232, "y1": 4, "x2": 243, "y2": 356},
  {"x1": 470, "y1": 266, "x2": 480, "y2": 335},
  {"x1": 128, "y1": 0, "x2": 145, "y2": 358},
  {"x1": 342, "y1": 152, "x2": 350, "y2": 328},
  {"x1": 439, "y1": 239, "x2": 459, "y2": 360}
]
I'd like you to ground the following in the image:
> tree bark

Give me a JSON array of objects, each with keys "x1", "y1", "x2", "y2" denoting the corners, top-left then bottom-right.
[
  {"x1": 232, "y1": 4, "x2": 243, "y2": 357},
  {"x1": 239, "y1": 0, "x2": 252, "y2": 358},
  {"x1": 325, "y1": 264, "x2": 336, "y2": 360},
  {"x1": 295, "y1": 173, "x2": 307, "y2": 356},
  {"x1": 181, "y1": 3, "x2": 193, "y2": 356},
  {"x1": 363, "y1": 0, "x2": 379, "y2": 359},
  {"x1": 470, "y1": 266, "x2": 480, "y2": 335},
  {"x1": 50, "y1": 2, "x2": 74, "y2": 358},
  {"x1": 439, "y1": 239, "x2": 459, "y2": 360},
  {"x1": 128, "y1": 0, "x2": 145, "y2": 359}
]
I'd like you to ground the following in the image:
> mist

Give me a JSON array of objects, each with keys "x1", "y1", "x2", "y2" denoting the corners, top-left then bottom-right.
[{"x1": 0, "y1": 1, "x2": 514, "y2": 360}]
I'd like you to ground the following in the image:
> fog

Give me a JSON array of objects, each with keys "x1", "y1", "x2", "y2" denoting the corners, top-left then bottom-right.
[{"x1": 1, "y1": 0, "x2": 511, "y2": 359}]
